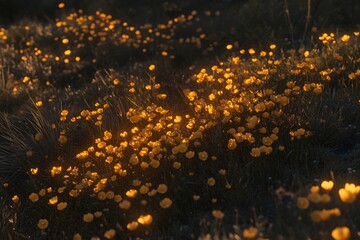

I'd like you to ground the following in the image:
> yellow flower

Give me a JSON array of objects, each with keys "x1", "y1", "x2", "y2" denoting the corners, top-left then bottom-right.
[
  {"x1": 35, "y1": 101, "x2": 43, "y2": 107},
  {"x1": 83, "y1": 213, "x2": 94, "y2": 223},
  {"x1": 250, "y1": 148, "x2": 261, "y2": 157},
  {"x1": 198, "y1": 151, "x2": 208, "y2": 161},
  {"x1": 160, "y1": 198, "x2": 172, "y2": 209},
  {"x1": 185, "y1": 151, "x2": 195, "y2": 159},
  {"x1": 114, "y1": 194, "x2": 122, "y2": 202},
  {"x1": 310, "y1": 186, "x2": 320, "y2": 193},
  {"x1": 344, "y1": 183, "x2": 358, "y2": 194},
  {"x1": 321, "y1": 180, "x2": 334, "y2": 191},
  {"x1": 270, "y1": 44, "x2": 276, "y2": 50},
  {"x1": 94, "y1": 211, "x2": 103, "y2": 218},
  {"x1": 37, "y1": 219, "x2": 49, "y2": 230},
  {"x1": 119, "y1": 200, "x2": 131, "y2": 210},
  {"x1": 39, "y1": 189, "x2": 46, "y2": 197},
  {"x1": 243, "y1": 226, "x2": 258, "y2": 239},
  {"x1": 137, "y1": 214, "x2": 153, "y2": 225},
  {"x1": 57, "y1": 202, "x2": 67, "y2": 211},
  {"x1": 330, "y1": 208, "x2": 342, "y2": 217},
  {"x1": 320, "y1": 193, "x2": 331, "y2": 204},
  {"x1": 207, "y1": 177, "x2": 216, "y2": 186},
  {"x1": 73, "y1": 233, "x2": 82, "y2": 240},
  {"x1": 297, "y1": 197, "x2": 309, "y2": 209},
  {"x1": 248, "y1": 48, "x2": 256, "y2": 55},
  {"x1": 139, "y1": 185, "x2": 149, "y2": 194},
  {"x1": 310, "y1": 210, "x2": 322, "y2": 222},
  {"x1": 157, "y1": 184, "x2": 168, "y2": 194},
  {"x1": 29, "y1": 193, "x2": 39, "y2": 203},
  {"x1": 212, "y1": 210, "x2": 224, "y2": 219},
  {"x1": 34, "y1": 132, "x2": 43, "y2": 141},
  {"x1": 193, "y1": 195, "x2": 200, "y2": 201},
  {"x1": 338, "y1": 188, "x2": 356, "y2": 203},
  {"x1": 98, "y1": 191, "x2": 106, "y2": 200},
  {"x1": 331, "y1": 226, "x2": 351, "y2": 240},
  {"x1": 227, "y1": 138, "x2": 237, "y2": 150},
  {"x1": 173, "y1": 161, "x2": 181, "y2": 169},
  {"x1": 51, "y1": 166, "x2": 62, "y2": 176},
  {"x1": 307, "y1": 192, "x2": 322, "y2": 203},
  {"x1": 48, "y1": 196, "x2": 58, "y2": 205},
  {"x1": 58, "y1": 135, "x2": 67, "y2": 144},
  {"x1": 262, "y1": 137, "x2": 273, "y2": 146},
  {"x1": 126, "y1": 221, "x2": 138, "y2": 231},
  {"x1": 279, "y1": 96, "x2": 289, "y2": 106},
  {"x1": 340, "y1": 34, "x2": 350, "y2": 42},
  {"x1": 10, "y1": 195, "x2": 19, "y2": 205},
  {"x1": 104, "y1": 229, "x2": 116, "y2": 239},
  {"x1": 126, "y1": 189, "x2": 137, "y2": 198}
]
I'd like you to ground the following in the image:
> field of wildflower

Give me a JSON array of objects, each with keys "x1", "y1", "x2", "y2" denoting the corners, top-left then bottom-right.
[{"x1": 0, "y1": 0, "x2": 359, "y2": 239}]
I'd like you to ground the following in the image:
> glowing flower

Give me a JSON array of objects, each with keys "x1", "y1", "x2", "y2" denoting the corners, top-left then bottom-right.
[
  {"x1": 227, "y1": 138, "x2": 237, "y2": 150},
  {"x1": 104, "y1": 229, "x2": 116, "y2": 239},
  {"x1": 57, "y1": 202, "x2": 67, "y2": 211},
  {"x1": 185, "y1": 151, "x2": 195, "y2": 159},
  {"x1": 39, "y1": 189, "x2": 46, "y2": 197},
  {"x1": 137, "y1": 214, "x2": 153, "y2": 225},
  {"x1": 139, "y1": 185, "x2": 149, "y2": 194},
  {"x1": 243, "y1": 226, "x2": 258, "y2": 239},
  {"x1": 338, "y1": 188, "x2": 356, "y2": 203},
  {"x1": 126, "y1": 189, "x2": 137, "y2": 198},
  {"x1": 73, "y1": 233, "x2": 82, "y2": 240},
  {"x1": 310, "y1": 186, "x2": 320, "y2": 193},
  {"x1": 12, "y1": 195, "x2": 19, "y2": 203},
  {"x1": 212, "y1": 210, "x2": 224, "y2": 219},
  {"x1": 193, "y1": 195, "x2": 200, "y2": 201},
  {"x1": 307, "y1": 192, "x2": 322, "y2": 203},
  {"x1": 297, "y1": 197, "x2": 309, "y2": 209},
  {"x1": 94, "y1": 211, "x2": 103, "y2": 218},
  {"x1": 250, "y1": 148, "x2": 261, "y2": 157},
  {"x1": 321, "y1": 180, "x2": 334, "y2": 191},
  {"x1": 331, "y1": 226, "x2": 351, "y2": 240},
  {"x1": 344, "y1": 183, "x2": 358, "y2": 194},
  {"x1": 198, "y1": 151, "x2": 208, "y2": 161},
  {"x1": 330, "y1": 208, "x2": 342, "y2": 217},
  {"x1": 35, "y1": 101, "x2": 43, "y2": 107},
  {"x1": 248, "y1": 48, "x2": 256, "y2": 55},
  {"x1": 83, "y1": 213, "x2": 94, "y2": 223},
  {"x1": 119, "y1": 200, "x2": 131, "y2": 210},
  {"x1": 160, "y1": 198, "x2": 172, "y2": 208},
  {"x1": 279, "y1": 96, "x2": 289, "y2": 106},
  {"x1": 341, "y1": 35, "x2": 350, "y2": 42},
  {"x1": 51, "y1": 166, "x2": 62, "y2": 176},
  {"x1": 37, "y1": 219, "x2": 49, "y2": 230},
  {"x1": 58, "y1": 134, "x2": 67, "y2": 144},
  {"x1": 311, "y1": 210, "x2": 331, "y2": 222},
  {"x1": 126, "y1": 221, "x2": 138, "y2": 231},
  {"x1": 320, "y1": 193, "x2": 331, "y2": 204},
  {"x1": 29, "y1": 193, "x2": 39, "y2": 203},
  {"x1": 157, "y1": 184, "x2": 168, "y2": 194},
  {"x1": 114, "y1": 195, "x2": 122, "y2": 202},
  {"x1": 310, "y1": 210, "x2": 322, "y2": 222},
  {"x1": 34, "y1": 132, "x2": 43, "y2": 141},
  {"x1": 207, "y1": 177, "x2": 216, "y2": 186}
]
